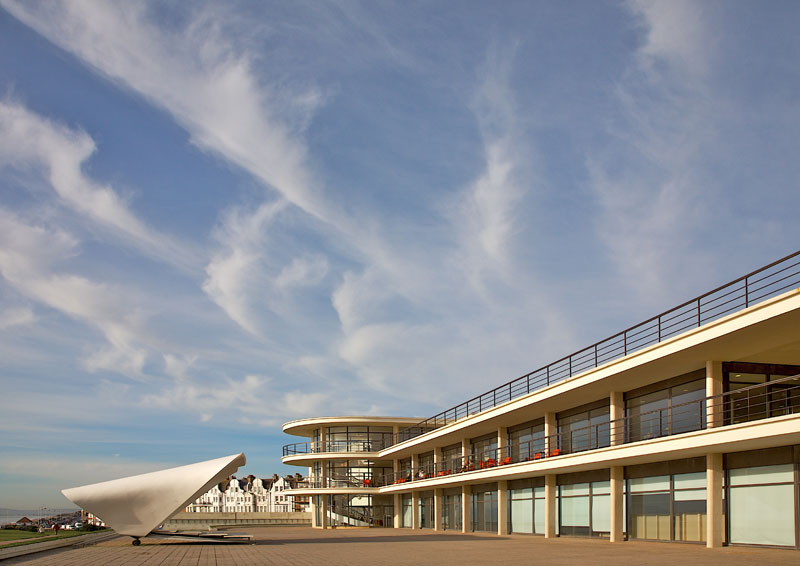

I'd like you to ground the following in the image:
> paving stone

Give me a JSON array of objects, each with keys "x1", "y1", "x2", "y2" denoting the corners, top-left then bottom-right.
[{"x1": 2, "y1": 526, "x2": 797, "y2": 566}]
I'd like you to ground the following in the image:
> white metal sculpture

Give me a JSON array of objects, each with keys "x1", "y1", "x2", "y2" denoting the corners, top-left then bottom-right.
[{"x1": 62, "y1": 453, "x2": 246, "y2": 544}]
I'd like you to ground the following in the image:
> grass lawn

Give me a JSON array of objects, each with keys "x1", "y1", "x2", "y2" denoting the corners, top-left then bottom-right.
[{"x1": 0, "y1": 529, "x2": 100, "y2": 548}]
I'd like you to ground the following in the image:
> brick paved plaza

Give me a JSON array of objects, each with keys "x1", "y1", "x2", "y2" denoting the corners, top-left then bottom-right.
[{"x1": 3, "y1": 527, "x2": 798, "y2": 566}]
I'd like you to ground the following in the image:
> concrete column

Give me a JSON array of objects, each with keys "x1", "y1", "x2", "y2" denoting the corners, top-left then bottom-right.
[
  {"x1": 610, "y1": 466, "x2": 624, "y2": 542},
  {"x1": 706, "y1": 361, "x2": 723, "y2": 428},
  {"x1": 462, "y1": 484, "x2": 471, "y2": 533},
  {"x1": 544, "y1": 474, "x2": 556, "y2": 538},
  {"x1": 411, "y1": 453, "x2": 419, "y2": 479},
  {"x1": 497, "y1": 426, "x2": 508, "y2": 459},
  {"x1": 434, "y1": 488, "x2": 443, "y2": 531},
  {"x1": 311, "y1": 497, "x2": 318, "y2": 528},
  {"x1": 498, "y1": 480, "x2": 508, "y2": 535},
  {"x1": 318, "y1": 426, "x2": 327, "y2": 453},
  {"x1": 706, "y1": 453, "x2": 724, "y2": 548},
  {"x1": 393, "y1": 493, "x2": 401, "y2": 529},
  {"x1": 433, "y1": 446, "x2": 442, "y2": 475},
  {"x1": 321, "y1": 495, "x2": 329, "y2": 529},
  {"x1": 544, "y1": 412, "x2": 557, "y2": 455},
  {"x1": 462, "y1": 438, "x2": 470, "y2": 469},
  {"x1": 412, "y1": 492, "x2": 419, "y2": 530},
  {"x1": 609, "y1": 391, "x2": 624, "y2": 446}
]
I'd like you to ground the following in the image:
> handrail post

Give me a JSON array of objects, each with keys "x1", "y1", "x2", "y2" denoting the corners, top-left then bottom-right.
[
  {"x1": 744, "y1": 276, "x2": 749, "y2": 307},
  {"x1": 697, "y1": 297, "x2": 701, "y2": 326}
]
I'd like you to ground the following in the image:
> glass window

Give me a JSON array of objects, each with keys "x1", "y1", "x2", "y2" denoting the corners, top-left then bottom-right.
[
  {"x1": 471, "y1": 487, "x2": 498, "y2": 532},
  {"x1": 558, "y1": 405, "x2": 609, "y2": 454},
  {"x1": 630, "y1": 492, "x2": 670, "y2": 540},
  {"x1": 509, "y1": 489, "x2": 533, "y2": 534},
  {"x1": 509, "y1": 422, "x2": 545, "y2": 461},
  {"x1": 443, "y1": 492, "x2": 462, "y2": 531},
  {"x1": 629, "y1": 476, "x2": 670, "y2": 492},
  {"x1": 401, "y1": 495, "x2": 413, "y2": 528},
  {"x1": 534, "y1": 487, "x2": 546, "y2": 534},
  {"x1": 628, "y1": 472, "x2": 711, "y2": 542},
  {"x1": 728, "y1": 464, "x2": 795, "y2": 547},
  {"x1": 418, "y1": 492, "x2": 434, "y2": 529},
  {"x1": 558, "y1": 481, "x2": 609, "y2": 537}
]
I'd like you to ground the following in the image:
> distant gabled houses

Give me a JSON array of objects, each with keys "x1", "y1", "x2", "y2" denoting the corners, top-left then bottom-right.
[{"x1": 185, "y1": 473, "x2": 309, "y2": 513}]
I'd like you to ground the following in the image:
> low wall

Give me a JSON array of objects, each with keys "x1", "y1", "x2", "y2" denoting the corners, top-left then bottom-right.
[{"x1": 163, "y1": 512, "x2": 311, "y2": 531}]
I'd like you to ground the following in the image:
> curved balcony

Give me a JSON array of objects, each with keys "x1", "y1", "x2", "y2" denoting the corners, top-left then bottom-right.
[
  {"x1": 284, "y1": 473, "x2": 384, "y2": 494},
  {"x1": 282, "y1": 439, "x2": 390, "y2": 457}
]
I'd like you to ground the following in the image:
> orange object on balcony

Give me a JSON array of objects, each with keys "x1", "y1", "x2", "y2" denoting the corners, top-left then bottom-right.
[
  {"x1": 549, "y1": 449, "x2": 561, "y2": 457},
  {"x1": 533, "y1": 452, "x2": 543, "y2": 460},
  {"x1": 500, "y1": 456, "x2": 512, "y2": 465}
]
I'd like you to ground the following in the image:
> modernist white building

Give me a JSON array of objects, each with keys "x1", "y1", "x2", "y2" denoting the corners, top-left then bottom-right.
[{"x1": 282, "y1": 251, "x2": 800, "y2": 549}]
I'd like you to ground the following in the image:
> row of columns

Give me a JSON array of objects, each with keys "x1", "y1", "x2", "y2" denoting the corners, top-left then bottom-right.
[{"x1": 315, "y1": 361, "x2": 726, "y2": 548}]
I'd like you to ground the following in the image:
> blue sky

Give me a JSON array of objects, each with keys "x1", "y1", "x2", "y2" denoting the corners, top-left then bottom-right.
[{"x1": 1, "y1": 1, "x2": 799, "y2": 509}]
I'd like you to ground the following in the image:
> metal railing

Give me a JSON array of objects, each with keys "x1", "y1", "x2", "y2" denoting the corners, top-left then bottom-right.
[
  {"x1": 283, "y1": 438, "x2": 392, "y2": 457},
  {"x1": 397, "y1": 250, "x2": 800, "y2": 443},
  {"x1": 383, "y1": 375, "x2": 800, "y2": 486}
]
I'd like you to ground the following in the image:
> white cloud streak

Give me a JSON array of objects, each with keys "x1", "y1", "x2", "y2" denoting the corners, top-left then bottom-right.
[
  {"x1": 588, "y1": 1, "x2": 720, "y2": 303},
  {"x1": 0, "y1": 100, "x2": 198, "y2": 271}
]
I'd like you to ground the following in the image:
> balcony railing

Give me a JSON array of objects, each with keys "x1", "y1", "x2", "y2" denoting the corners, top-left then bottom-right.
[
  {"x1": 397, "y1": 249, "x2": 800, "y2": 443},
  {"x1": 383, "y1": 375, "x2": 800, "y2": 486},
  {"x1": 283, "y1": 438, "x2": 392, "y2": 457}
]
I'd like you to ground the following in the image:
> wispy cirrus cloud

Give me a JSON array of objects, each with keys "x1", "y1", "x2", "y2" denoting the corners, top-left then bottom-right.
[
  {"x1": 0, "y1": 207, "x2": 150, "y2": 377},
  {"x1": 0, "y1": 100, "x2": 199, "y2": 271},
  {"x1": 587, "y1": 1, "x2": 721, "y2": 304}
]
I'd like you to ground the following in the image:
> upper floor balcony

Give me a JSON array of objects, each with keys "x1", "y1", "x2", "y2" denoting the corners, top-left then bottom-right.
[
  {"x1": 283, "y1": 438, "x2": 392, "y2": 457},
  {"x1": 375, "y1": 375, "x2": 800, "y2": 488},
  {"x1": 393, "y1": 250, "x2": 800, "y2": 445}
]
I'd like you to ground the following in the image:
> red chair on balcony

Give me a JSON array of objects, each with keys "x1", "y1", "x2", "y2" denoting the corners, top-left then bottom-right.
[
  {"x1": 549, "y1": 448, "x2": 561, "y2": 457},
  {"x1": 500, "y1": 456, "x2": 512, "y2": 466},
  {"x1": 533, "y1": 452, "x2": 543, "y2": 460},
  {"x1": 485, "y1": 458, "x2": 497, "y2": 468}
]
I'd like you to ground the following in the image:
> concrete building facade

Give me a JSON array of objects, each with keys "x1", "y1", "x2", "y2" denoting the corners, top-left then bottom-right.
[{"x1": 281, "y1": 251, "x2": 800, "y2": 549}]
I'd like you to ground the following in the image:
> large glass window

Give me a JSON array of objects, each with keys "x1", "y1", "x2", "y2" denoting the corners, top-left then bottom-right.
[
  {"x1": 509, "y1": 486, "x2": 533, "y2": 534},
  {"x1": 672, "y1": 472, "x2": 706, "y2": 542},
  {"x1": 471, "y1": 433, "x2": 498, "y2": 467},
  {"x1": 440, "y1": 444, "x2": 462, "y2": 476},
  {"x1": 372, "y1": 495, "x2": 394, "y2": 528},
  {"x1": 471, "y1": 484, "x2": 498, "y2": 532},
  {"x1": 508, "y1": 478, "x2": 546, "y2": 535},
  {"x1": 418, "y1": 452, "x2": 435, "y2": 479},
  {"x1": 557, "y1": 405, "x2": 609, "y2": 454},
  {"x1": 629, "y1": 476, "x2": 670, "y2": 541},
  {"x1": 558, "y1": 481, "x2": 609, "y2": 537},
  {"x1": 729, "y1": 464, "x2": 795, "y2": 547},
  {"x1": 443, "y1": 489, "x2": 462, "y2": 531},
  {"x1": 626, "y1": 377, "x2": 705, "y2": 442},
  {"x1": 401, "y1": 494, "x2": 413, "y2": 528},
  {"x1": 326, "y1": 425, "x2": 394, "y2": 452},
  {"x1": 725, "y1": 363, "x2": 800, "y2": 424},
  {"x1": 628, "y1": 472, "x2": 708, "y2": 542},
  {"x1": 418, "y1": 491, "x2": 434, "y2": 529},
  {"x1": 509, "y1": 420, "x2": 545, "y2": 461}
]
